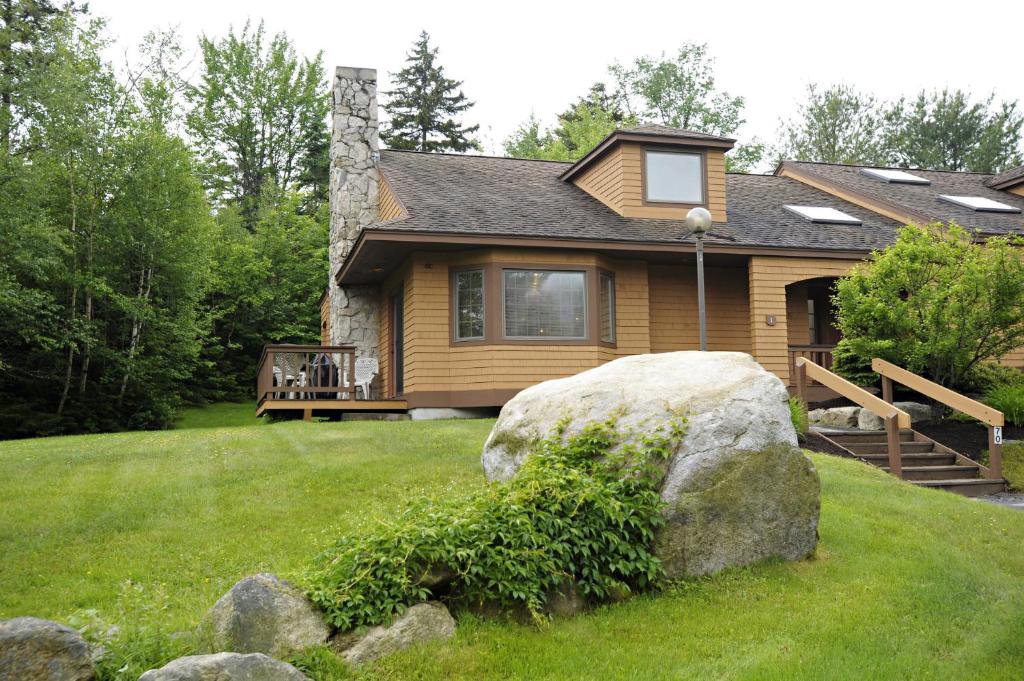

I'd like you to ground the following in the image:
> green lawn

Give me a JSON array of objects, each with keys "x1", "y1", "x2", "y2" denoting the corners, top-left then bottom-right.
[
  {"x1": 174, "y1": 401, "x2": 262, "y2": 429},
  {"x1": 1, "y1": 417, "x2": 1023, "y2": 679}
]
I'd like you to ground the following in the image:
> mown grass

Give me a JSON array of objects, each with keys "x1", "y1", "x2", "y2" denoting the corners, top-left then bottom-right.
[
  {"x1": 1, "y1": 418, "x2": 1023, "y2": 679},
  {"x1": 174, "y1": 401, "x2": 262, "y2": 429}
]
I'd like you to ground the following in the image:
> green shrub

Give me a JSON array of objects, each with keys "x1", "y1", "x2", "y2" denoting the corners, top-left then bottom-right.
[
  {"x1": 789, "y1": 396, "x2": 808, "y2": 437},
  {"x1": 984, "y1": 384, "x2": 1024, "y2": 427},
  {"x1": 1004, "y1": 442, "x2": 1024, "y2": 491},
  {"x1": 833, "y1": 224, "x2": 1024, "y2": 390},
  {"x1": 964, "y1": 361, "x2": 1024, "y2": 393},
  {"x1": 305, "y1": 417, "x2": 686, "y2": 630}
]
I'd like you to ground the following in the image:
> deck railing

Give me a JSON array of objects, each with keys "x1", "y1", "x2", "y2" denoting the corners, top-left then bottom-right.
[
  {"x1": 872, "y1": 359, "x2": 1004, "y2": 480},
  {"x1": 256, "y1": 344, "x2": 357, "y2": 405},
  {"x1": 794, "y1": 358, "x2": 912, "y2": 478},
  {"x1": 788, "y1": 344, "x2": 835, "y2": 380}
]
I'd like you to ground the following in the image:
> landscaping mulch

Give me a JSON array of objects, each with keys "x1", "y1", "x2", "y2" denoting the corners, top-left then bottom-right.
[{"x1": 914, "y1": 420, "x2": 1024, "y2": 461}]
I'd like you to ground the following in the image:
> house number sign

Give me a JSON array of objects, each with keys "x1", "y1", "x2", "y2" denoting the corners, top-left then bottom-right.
[{"x1": 994, "y1": 427, "x2": 1003, "y2": 445}]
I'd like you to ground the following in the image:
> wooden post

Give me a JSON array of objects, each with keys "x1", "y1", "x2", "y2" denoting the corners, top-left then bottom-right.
[
  {"x1": 885, "y1": 414, "x2": 902, "y2": 479},
  {"x1": 988, "y1": 425, "x2": 1003, "y2": 481},
  {"x1": 881, "y1": 376, "x2": 893, "y2": 404},
  {"x1": 795, "y1": 359, "x2": 807, "y2": 407},
  {"x1": 348, "y1": 349, "x2": 356, "y2": 403}
]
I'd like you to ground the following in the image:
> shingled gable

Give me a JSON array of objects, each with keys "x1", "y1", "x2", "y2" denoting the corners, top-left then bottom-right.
[
  {"x1": 985, "y1": 164, "x2": 1024, "y2": 193},
  {"x1": 557, "y1": 124, "x2": 735, "y2": 222}
]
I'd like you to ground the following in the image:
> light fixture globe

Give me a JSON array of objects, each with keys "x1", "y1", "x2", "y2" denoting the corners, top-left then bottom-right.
[{"x1": 685, "y1": 206, "x2": 712, "y2": 234}]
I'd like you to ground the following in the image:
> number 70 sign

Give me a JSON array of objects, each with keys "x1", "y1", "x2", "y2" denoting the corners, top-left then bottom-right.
[{"x1": 994, "y1": 427, "x2": 1003, "y2": 445}]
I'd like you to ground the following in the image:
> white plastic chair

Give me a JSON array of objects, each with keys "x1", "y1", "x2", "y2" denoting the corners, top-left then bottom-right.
[{"x1": 354, "y1": 358, "x2": 379, "y2": 399}]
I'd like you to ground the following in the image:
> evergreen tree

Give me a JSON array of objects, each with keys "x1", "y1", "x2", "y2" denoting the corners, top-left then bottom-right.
[
  {"x1": 774, "y1": 84, "x2": 890, "y2": 166},
  {"x1": 381, "y1": 31, "x2": 479, "y2": 152}
]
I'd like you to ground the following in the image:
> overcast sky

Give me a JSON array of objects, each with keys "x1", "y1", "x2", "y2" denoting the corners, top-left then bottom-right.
[{"x1": 91, "y1": 0, "x2": 1024, "y2": 163}]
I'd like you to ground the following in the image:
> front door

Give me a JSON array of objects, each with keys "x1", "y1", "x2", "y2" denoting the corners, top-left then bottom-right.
[
  {"x1": 808, "y1": 285, "x2": 841, "y2": 346},
  {"x1": 390, "y1": 289, "x2": 404, "y2": 396}
]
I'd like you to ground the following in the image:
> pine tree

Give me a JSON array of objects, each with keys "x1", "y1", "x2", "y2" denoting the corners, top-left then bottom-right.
[{"x1": 382, "y1": 31, "x2": 479, "y2": 152}]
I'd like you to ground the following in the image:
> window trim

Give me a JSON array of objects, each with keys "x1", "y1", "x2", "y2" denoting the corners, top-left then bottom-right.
[
  {"x1": 641, "y1": 147, "x2": 708, "y2": 208},
  {"x1": 447, "y1": 262, "x2": 617, "y2": 348},
  {"x1": 501, "y1": 268, "x2": 589, "y2": 341},
  {"x1": 599, "y1": 270, "x2": 616, "y2": 343},
  {"x1": 452, "y1": 267, "x2": 486, "y2": 342}
]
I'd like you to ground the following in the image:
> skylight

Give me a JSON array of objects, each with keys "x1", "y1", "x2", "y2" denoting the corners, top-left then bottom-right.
[
  {"x1": 784, "y1": 205, "x2": 863, "y2": 225},
  {"x1": 938, "y1": 195, "x2": 1022, "y2": 213},
  {"x1": 859, "y1": 168, "x2": 931, "y2": 185}
]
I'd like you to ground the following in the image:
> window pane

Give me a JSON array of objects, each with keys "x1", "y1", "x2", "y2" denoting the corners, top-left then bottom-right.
[
  {"x1": 455, "y1": 269, "x2": 485, "y2": 340},
  {"x1": 600, "y1": 273, "x2": 615, "y2": 343},
  {"x1": 503, "y1": 270, "x2": 586, "y2": 339},
  {"x1": 807, "y1": 298, "x2": 817, "y2": 344},
  {"x1": 645, "y1": 151, "x2": 703, "y2": 203}
]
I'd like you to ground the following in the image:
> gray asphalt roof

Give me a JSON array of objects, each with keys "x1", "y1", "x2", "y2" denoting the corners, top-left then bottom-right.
[
  {"x1": 375, "y1": 150, "x2": 901, "y2": 252},
  {"x1": 785, "y1": 161, "x2": 1024, "y2": 235}
]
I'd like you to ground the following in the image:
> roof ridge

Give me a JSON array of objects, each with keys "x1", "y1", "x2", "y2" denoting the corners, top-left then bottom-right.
[
  {"x1": 382, "y1": 148, "x2": 572, "y2": 165},
  {"x1": 786, "y1": 159, "x2": 993, "y2": 177}
]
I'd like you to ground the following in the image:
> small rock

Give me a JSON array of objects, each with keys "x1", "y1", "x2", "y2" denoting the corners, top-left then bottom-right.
[
  {"x1": 138, "y1": 652, "x2": 306, "y2": 680},
  {"x1": 807, "y1": 408, "x2": 825, "y2": 423},
  {"x1": 0, "y1": 617, "x2": 95, "y2": 681},
  {"x1": 545, "y1": 581, "x2": 587, "y2": 618},
  {"x1": 204, "y1": 573, "x2": 329, "y2": 658},
  {"x1": 858, "y1": 402, "x2": 935, "y2": 431},
  {"x1": 817, "y1": 406, "x2": 861, "y2": 428},
  {"x1": 343, "y1": 602, "x2": 455, "y2": 666}
]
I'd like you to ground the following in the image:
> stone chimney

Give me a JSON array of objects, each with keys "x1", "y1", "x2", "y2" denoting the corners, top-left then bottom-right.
[{"x1": 328, "y1": 66, "x2": 380, "y2": 374}]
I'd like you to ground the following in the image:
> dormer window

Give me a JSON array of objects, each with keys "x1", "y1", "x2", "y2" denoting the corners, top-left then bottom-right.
[{"x1": 644, "y1": 150, "x2": 704, "y2": 204}]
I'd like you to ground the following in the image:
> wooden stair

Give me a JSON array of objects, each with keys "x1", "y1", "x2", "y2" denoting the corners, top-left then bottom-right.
[{"x1": 816, "y1": 428, "x2": 1006, "y2": 497}]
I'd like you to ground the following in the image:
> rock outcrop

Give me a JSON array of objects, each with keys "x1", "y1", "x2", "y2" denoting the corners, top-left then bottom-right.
[
  {"x1": 0, "y1": 617, "x2": 95, "y2": 681},
  {"x1": 340, "y1": 602, "x2": 455, "y2": 667},
  {"x1": 204, "y1": 573, "x2": 329, "y2": 659},
  {"x1": 481, "y1": 351, "x2": 820, "y2": 578},
  {"x1": 138, "y1": 652, "x2": 307, "y2": 680}
]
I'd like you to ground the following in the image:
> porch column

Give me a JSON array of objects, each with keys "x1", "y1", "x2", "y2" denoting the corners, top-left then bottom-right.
[{"x1": 748, "y1": 256, "x2": 792, "y2": 384}]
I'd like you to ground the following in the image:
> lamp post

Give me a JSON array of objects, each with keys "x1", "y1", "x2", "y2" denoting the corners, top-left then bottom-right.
[{"x1": 685, "y1": 207, "x2": 712, "y2": 351}]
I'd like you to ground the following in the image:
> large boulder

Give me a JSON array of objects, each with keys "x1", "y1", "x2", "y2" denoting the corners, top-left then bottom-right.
[
  {"x1": 204, "y1": 573, "x2": 329, "y2": 658},
  {"x1": 481, "y1": 351, "x2": 820, "y2": 578},
  {"x1": 138, "y1": 652, "x2": 306, "y2": 680},
  {"x1": 0, "y1": 617, "x2": 95, "y2": 681},
  {"x1": 341, "y1": 602, "x2": 455, "y2": 667}
]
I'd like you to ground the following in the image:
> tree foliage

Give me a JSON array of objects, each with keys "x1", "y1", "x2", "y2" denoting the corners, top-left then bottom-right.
[
  {"x1": 833, "y1": 224, "x2": 1024, "y2": 390},
  {"x1": 186, "y1": 21, "x2": 330, "y2": 227},
  {"x1": 0, "y1": 10, "x2": 216, "y2": 436},
  {"x1": 0, "y1": 5, "x2": 328, "y2": 436},
  {"x1": 778, "y1": 86, "x2": 1024, "y2": 172},
  {"x1": 506, "y1": 44, "x2": 763, "y2": 171},
  {"x1": 885, "y1": 89, "x2": 1024, "y2": 173},
  {"x1": 775, "y1": 84, "x2": 889, "y2": 166},
  {"x1": 381, "y1": 31, "x2": 478, "y2": 153}
]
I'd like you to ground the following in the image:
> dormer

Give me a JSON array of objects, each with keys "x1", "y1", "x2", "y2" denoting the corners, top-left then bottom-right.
[
  {"x1": 985, "y1": 164, "x2": 1024, "y2": 197},
  {"x1": 559, "y1": 124, "x2": 734, "y2": 222}
]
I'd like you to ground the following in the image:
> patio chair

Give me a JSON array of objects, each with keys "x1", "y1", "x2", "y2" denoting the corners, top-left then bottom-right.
[{"x1": 353, "y1": 357, "x2": 379, "y2": 399}]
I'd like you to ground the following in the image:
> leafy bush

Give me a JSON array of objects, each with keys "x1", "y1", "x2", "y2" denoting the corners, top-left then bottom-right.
[
  {"x1": 984, "y1": 384, "x2": 1024, "y2": 427},
  {"x1": 833, "y1": 223, "x2": 1024, "y2": 390},
  {"x1": 1004, "y1": 442, "x2": 1024, "y2": 491},
  {"x1": 789, "y1": 396, "x2": 809, "y2": 437},
  {"x1": 306, "y1": 417, "x2": 686, "y2": 630},
  {"x1": 964, "y1": 361, "x2": 1024, "y2": 393}
]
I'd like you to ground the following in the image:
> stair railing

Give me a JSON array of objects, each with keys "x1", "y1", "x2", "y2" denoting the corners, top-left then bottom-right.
[
  {"x1": 795, "y1": 358, "x2": 912, "y2": 478},
  {"x1": 872, "y1": 359, "x2": 1004, "y2": 480}
]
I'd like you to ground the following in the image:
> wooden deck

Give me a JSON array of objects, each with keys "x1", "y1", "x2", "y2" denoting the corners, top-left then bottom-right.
[
  {"x1": 256, "y1": 344, "x2": 408, "y2": 419},
  {"x1": 256, "y1": 398, "x2": 408, "y2": 418}
]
